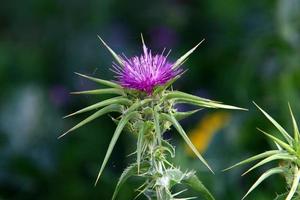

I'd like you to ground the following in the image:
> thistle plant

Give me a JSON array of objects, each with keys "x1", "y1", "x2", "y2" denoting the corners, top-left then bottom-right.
[
  {"x1": 224, "y1": 102, "x2": 300, "y2": 200},
  {"x1": 61, "y1": 35, "x2": 245, "y2": 200}
]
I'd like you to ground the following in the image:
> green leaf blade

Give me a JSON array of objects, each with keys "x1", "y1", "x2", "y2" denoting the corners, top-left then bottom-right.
[
  {"x1": 242, "y1": 167, "x2": 284, "y2": 200},
  {"x1": 70, "y1": 88, "x2": 124, "y2": 95},
  {"x1": 174, "y1": 109, "x2": 203, "y2": 121},
  {"x1": 59, "y1": 104, "x2": 123, "y2": 138},
  {"x1": 161, "y1": 113, "x2": 213, "y2": 173},
  {"x1": 172, "y1": 39, "x2": 205, "y2": 70},
  {"x1": 182, "y1": 174, "x2": 215, "y2": 200},
  {"x1": 288, "y1": 103, "x2": 299, "y2": 144},
  {"x1": 153, "y1": 107, "x2": 162, "y2": 144},
  {"x1": 136, "y1": 122, "x2": 148, "y2": 173},
  {"x1": 112, "y1": 162, "x2": 149, "y2": 200},
  {"x1": 166, "y1": 91, "x2": 247, "y2": 111},
  {"x1": 97, "y1": 35, "x2": 124, "y2": 67},
  {"x1": 63, "y1": 97, "x2": 131, "y2": 118},
  {"x1": 257, "y1": 128, "x2": 296, "y2": 155},
  {"x1": 286, "y1": 166, "x2": 300, "y2": 200},
  {"x1": 75, "y1": 72, "x2": 121, "y2": 88},
  {"x1": 242, "y1": 153, "x2": 295, "y2": 176},
  {"x1": 254, "y1": 102, "x2": 293, "y2": 144},
  {"x1": 112, "y1": 164, "x2": 138, "y2": 200},
  {"x1": 223, "y1": 150, "x2": 281, "y2": 171},
  {"x1": 166, "y1": 91, "x2": 222, "y2": 103},
  {"x1": 95, "y1": 111, "x2": 139, "y2": 185}
]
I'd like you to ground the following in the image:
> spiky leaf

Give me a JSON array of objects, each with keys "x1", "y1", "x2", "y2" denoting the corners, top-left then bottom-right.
[
  {"x1": 59, "y1": 104, "x2": 123, "y2": 138},
  {"x1": 182, "y1": 173, "x2": 215, "y2": 200},
  {"x1": 63, "y1": 97, "x2": 131, "y2": 118},
  {"x1": 97, "y1": 35, "x2": 124, "y2": 67},
  {"x1": 254, "y1": 102, "x2": 293, "y2": 144},
  {"x1": 153, "y1": 107, "x2": 162, "y2": 144},
  {"x1": 166, "y1": 91, "x2": 246, "y2": 110},
  {"x1": 172, "y1": 39, "x2": 205, "y2": 70},
  {"x1": 257, "y1": 128, "x2": 296, "y2": 155},
  {"x1": 95, "y1": 111, "x2": 139, "y2": 185},
  {"x1": 288, "y1": 103, "x2": 299, "y2": 145},
  {"x1": 137, "y1": 122, "x2": 152, "y2": 173},
  {"x1": 70, "y1": 88, "x2": 124, "y2": 95},
  {"x1": 242, "y1": 153, "x2": 296, "y2": 176},
  {"x1": 242, "y1": 167, "x2": 284, "y2": 200},
  {"x1": 223, "y1": 150, "x2": 281, "y2": 171},
  {"x1": 174, "y1": 109, "x2": 202, "y2": 121},
  {"x1": 166, "y1": 91, "x2": 222, "y2": 104},
  {"x1": 286, "y1": 166, "x2": 300, "y2": 200},
  {"x1": 112, "y1": 162, "x2": 149, "y2": 200},
  {"x1": 75, "y1": 72, "x2": 121, "y2": 88},
  {"x1": 161, "y1": 113, "x2": 213, "y2": 173}
]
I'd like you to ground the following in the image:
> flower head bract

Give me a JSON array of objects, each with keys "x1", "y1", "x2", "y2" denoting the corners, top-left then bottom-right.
[{"x1": 113, "y1": 36, "x2": 182, "y2": 94}]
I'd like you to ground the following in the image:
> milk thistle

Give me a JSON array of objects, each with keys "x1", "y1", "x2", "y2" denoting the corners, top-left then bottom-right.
[
  {"x1": 224, "y1": 103, "x2": 300, "y2": 200},
  {"x1": 61, "y1": 35, "x2": 245, "y2": 200}
]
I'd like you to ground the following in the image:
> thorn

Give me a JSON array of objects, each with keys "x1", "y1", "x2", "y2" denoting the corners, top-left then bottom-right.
[
  {"x1": 57, "y1": 130, "x2": 70, "y2": 139},
  {"x1": 172, "y1": 39, "x2": 205, "y2": 70},
  {"x1": 74, "y1": 72, "x2": 82, "y2": 76},
  {"x1": 62, "y1": 113, "x2": 75, "y2": 119},
  {"x1": 97, "y1": 35, "x2": 124, "y2": 67},
  {"x1": 69, "y1": 91, "x2": 79, "y2": 94},
  {"x1": 140, "y1": 33, "x2": 145, "y2": 46}
]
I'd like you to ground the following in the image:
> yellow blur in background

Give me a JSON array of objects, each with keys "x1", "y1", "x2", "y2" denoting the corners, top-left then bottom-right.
[{"x1": 186, "y1": 111, "x2": 231, "y2": 155}]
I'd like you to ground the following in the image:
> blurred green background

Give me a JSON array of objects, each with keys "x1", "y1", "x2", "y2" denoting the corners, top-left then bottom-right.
[{"x1": 0, "y1": 0, "x2": 299, "y2": 199}]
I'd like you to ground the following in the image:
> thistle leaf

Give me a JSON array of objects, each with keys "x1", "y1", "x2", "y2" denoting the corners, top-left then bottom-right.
[
  {"x1": 242, "y1": 167, "x2": 284, "y2": 200},
  {"x1": 137, "y1": 122, "x2": 152, "y2": 173},
  {"x1": 182, "y1": 174, "x2": 215, "y2": 200},
  {"x1": 153, "y1": 107, "x2": 162, "y2": 144},
  {"x1": 70, "y1": 88, "x2": 124, "y2": 95},
  {"x1": 63, "y1": 97, "x2": 131, "y2": 118},
  {"x1": 223, "y1": 150, "x2": 281, "y2": 171},
  {"x1": 97, "y1": 35, "x2": 124, "y2": 67},
  {"x1": 166, "y1": 91, "x2": 222, "y2": 104},
  {"x1": 288, "y1": 103, "x2": 299, "y2": 144},
  {"x1": 174, "y1": 109, "x2": 203, "y2": 121},
  {"x1": 167, "y1": 91, "x2": 247, "y2": 110},
  {"x1": 59, "y1": 104, "x2": 123, "y2": 138},
  {"x1": 136, "y1": 126, "x2": 144, "y2": 174},
  {"x1": 75, "y1": 72, "x2": 121, "y2": 88},
  {"x1": 112, "y1": 162, "x2": 149, "y2": 200},
  {"x1": 161, "y1": 113, "x2": 213, "y2": 173},
  {"x1": 254, "y1": 102, "x2": 293, "y2": 144},
  {"x1": 112, "y1": 164, "x2": 138, "y2": 200},
  {"x1": 175, "y1": 98, "x2": 247, "y2": 110},
  {"x1": 286, "y1": 166, "x2": 300, "y2": 200},
  {"x1": 95, "y1": 111, "x2": 139, "y2": 185},
  {"x1": 172, "y1": 39, "x2": 205, "y2": 70},
  {"x1": 242, "y1": 153, "x2": 295, "y2": 176},
  {"x1": 274, "y1": 141, "x2": 283, "y2": 151},
  {"x1": 257, "y1": 128, "x2": 296, "y2": 155}
]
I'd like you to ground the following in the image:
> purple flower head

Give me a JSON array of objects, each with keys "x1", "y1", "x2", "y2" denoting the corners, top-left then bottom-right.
[
  {"x1": 113, "y1": 44, "x2": 182, "y2": 94},
  {"x1": 98, "y1": 35, "x2": 204, "y2": 95}
]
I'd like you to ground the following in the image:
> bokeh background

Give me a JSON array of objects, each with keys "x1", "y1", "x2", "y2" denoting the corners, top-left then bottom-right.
[{"x1": 0, "y1": 0, "x2": 300, "y2": 199}]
